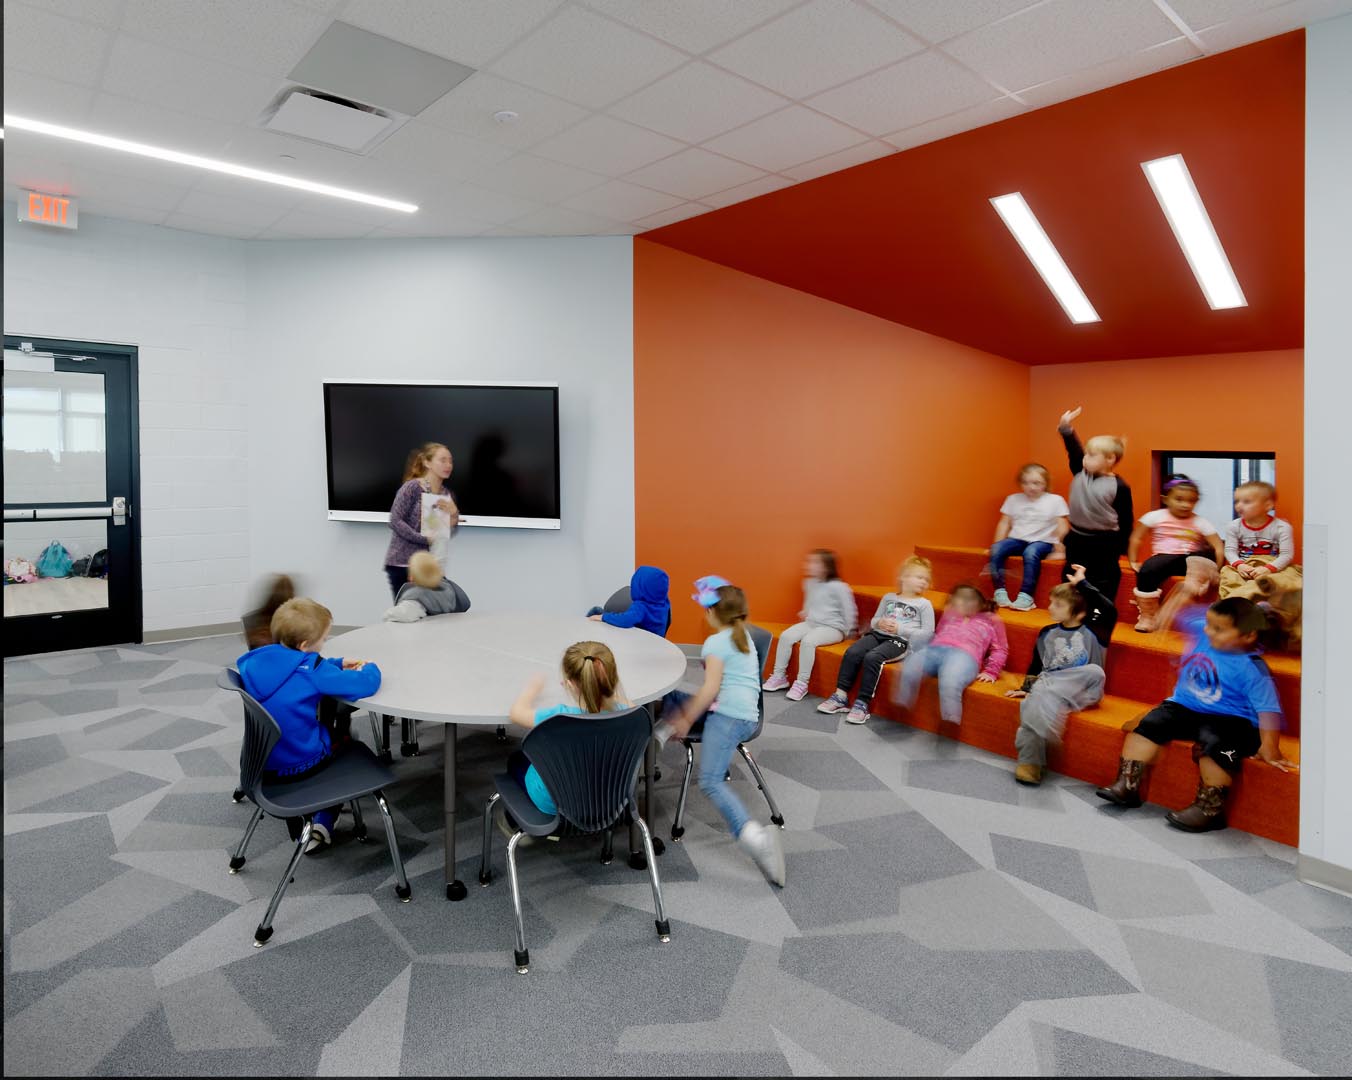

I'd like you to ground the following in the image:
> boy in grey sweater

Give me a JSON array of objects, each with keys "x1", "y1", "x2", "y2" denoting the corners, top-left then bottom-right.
[{"x1": 764, "y1": 549, "x2": 857, "y2": 702}]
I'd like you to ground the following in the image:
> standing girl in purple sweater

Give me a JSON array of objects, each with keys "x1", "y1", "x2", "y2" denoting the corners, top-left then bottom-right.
[
  {"x1": 384, "y1": 442, "x2": 459, "y2": 600},
  {"x1": 894, "y1": 584, "x2": 1009, "y2": 726}
]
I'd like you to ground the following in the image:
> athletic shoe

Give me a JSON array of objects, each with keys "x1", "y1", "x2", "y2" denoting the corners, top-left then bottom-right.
[
  {"x1": 816, "y1": 691, "x2": 849, "y2": 714},
  {"x1": 786, "y1": 680, "x2": 809, "y2": 702},
  {"x1": 303, "y1": 821, "x2": 332, "y2": 855},
  {"x1": 738, "y1": 821, "x2": 786, "y2": 886},
  {"x1": 762, "y1": 673, "x2": 791, "y2": 692},
  {"x1": 1011, "y1": 592, "x2": 1036, "y2": 611},
  {"x1": 845, "y1": 702, "x2": 869, "y2": 725},
  {"x1": 994, "y1": 588, "x2": 1012, "y2": 607}
]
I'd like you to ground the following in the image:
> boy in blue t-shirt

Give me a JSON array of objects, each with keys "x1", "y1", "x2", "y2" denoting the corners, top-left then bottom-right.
[{"x1": 1096, "y1": 596, "x2": 1295, "y2": 831}]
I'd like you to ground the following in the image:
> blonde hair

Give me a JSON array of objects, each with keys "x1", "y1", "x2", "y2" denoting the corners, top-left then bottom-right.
[
  {"x1": 901, "y1": 555, "x2": 932, "y2": 577},
  {"x1": 270, "y1": 597, "x2": 332, "y2": 650},
  {"x1": 1017, "y1": 462, "x2": 1050, "y2": 486},
  {"x1": 562, "y1": 641, "x2": 619, "y2": 713},
  {"x1": 1236, "y1": 480, "x2": 1276, "y2": 503},
  {"x1": 402, "y1": 442, "x2": 450, "y2": 483},
  {"x1": 709, "y1": 585, "x2": 751, "y2": 654},
  {"x1": 408, "y1": 551, "x2": 443, "y2": 589},
  {"x1": 1084, "y1": 434, "x2": 1125, "y2": 461}
]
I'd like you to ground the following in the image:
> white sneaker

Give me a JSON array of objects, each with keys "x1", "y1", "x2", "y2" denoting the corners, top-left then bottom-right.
[
  {"x1": 303, "y1": 821, "x2": 331, "y2": 855},
  {"x1": 738, "y1": 821, "x2": 786, "y2": 886}
]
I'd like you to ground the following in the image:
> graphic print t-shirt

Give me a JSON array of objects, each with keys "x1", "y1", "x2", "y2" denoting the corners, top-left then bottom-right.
[
  {"x1": 874, "y1": 594, "x2": 935, "y2": 640},
  {"x1": 1139, "y1": 509, "x2": 1218, "y2": 556},
  {"x1": 1167, "y1": 610, "x2": 1281, "y2": 725}
]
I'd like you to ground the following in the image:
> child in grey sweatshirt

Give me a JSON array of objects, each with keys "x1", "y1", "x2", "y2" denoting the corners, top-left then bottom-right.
[
  {"x1": 763, "y1": 549, "x2": 857, "y2": 702},
  {"x1": 383, "y1": 552, "x2": 470, "y2": 622}
]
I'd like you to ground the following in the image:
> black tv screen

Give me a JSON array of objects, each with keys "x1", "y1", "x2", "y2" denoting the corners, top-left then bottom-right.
[{"x1": 323, "y1": 382, "x2": 560, "y2": 529}]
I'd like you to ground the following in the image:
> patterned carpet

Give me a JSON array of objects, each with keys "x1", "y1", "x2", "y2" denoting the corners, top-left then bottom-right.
[{"x1": 4, "y1": 634, "x2": 1352, "y2": 1076}]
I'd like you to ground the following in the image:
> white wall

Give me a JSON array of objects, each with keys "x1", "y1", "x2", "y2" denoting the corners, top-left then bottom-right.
[
  {"x1": 1302, "y1": 12, "x2": 1352, "y2": 882},
  {"x1": 244, "y1": 236, "x2": 635, "y2": 627},
  {"x1": 3, "y1": 208, "x2": 252, "y2": 633}
]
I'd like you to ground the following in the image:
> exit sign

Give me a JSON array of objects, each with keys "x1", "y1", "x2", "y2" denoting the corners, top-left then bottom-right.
[{"x1": 18, "y1": 190, "x2": 78, "y2": 229}]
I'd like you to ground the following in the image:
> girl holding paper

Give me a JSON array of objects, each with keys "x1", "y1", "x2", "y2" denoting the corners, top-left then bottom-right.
[{"x1": 383, "y1": 442, "x2": 459, "y2": 600}]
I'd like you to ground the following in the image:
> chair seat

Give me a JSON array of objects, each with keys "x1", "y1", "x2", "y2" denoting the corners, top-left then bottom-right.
[
  {"x1": 258, "y1": 743, "x2": 396, "y2": 817},
  {"x1": 493, "y1": 772, "x2": 563, "y2": 838}
]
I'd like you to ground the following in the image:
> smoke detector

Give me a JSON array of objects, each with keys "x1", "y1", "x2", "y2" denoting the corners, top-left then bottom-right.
[{"x1": 259, "y1": 87, "x2": 405, "y2": 154}]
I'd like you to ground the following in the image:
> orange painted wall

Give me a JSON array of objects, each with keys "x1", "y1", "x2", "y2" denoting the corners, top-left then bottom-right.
[
  {"x1": 1028, "y1": 350, "x2": 1304, "y2": 556},
  {"x1": 635, "y1": 239, "x2": 1031, "y2": 643}
]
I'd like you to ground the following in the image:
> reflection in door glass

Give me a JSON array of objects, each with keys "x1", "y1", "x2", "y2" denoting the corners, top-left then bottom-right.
[
  {"x1": 3, "y1": 360, "x2": 108, "y2": 504},
  {"x1": 3, "y1": 520, "x2": 110, "y2": 617}
]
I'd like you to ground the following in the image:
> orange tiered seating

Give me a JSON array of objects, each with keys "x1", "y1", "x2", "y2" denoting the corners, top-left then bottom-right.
[{"x1": 761, "y1": 557, "x2": 1302, "y2": 846}]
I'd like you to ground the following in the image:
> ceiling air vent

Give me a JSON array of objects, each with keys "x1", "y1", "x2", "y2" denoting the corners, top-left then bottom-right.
[{"x1": 260, "y1": 87, "x2": 402, "y2": 154}]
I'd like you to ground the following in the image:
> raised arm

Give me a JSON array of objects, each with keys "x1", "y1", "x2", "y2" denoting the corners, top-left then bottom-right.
[
  {"x1": 508, "y1": 673, "x2": 547, "y2": 729},
  {"x1": 1058, "y1": 406, "x2": 1084, "y2": 474}
]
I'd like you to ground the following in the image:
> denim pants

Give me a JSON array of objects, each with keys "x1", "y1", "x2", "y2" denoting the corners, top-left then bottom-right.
[
  {"x1": 663, "y1": 690, "x2": 758, "y2": 838},
  {"x1": 895, "y1": 643, "x2": 980, "y2": 724},
  {"x1": 989, "y1": 538, "x2": 1054, "y2": 598}
]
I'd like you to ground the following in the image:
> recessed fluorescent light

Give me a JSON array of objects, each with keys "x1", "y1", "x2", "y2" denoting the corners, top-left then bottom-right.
[
  {"x1": 1141, "y1": 154, "x2": 1245, "y2": 310},
  {"x1": 990, "y1": 192, "x2": 1099, "y2": 324},
  {"x1": 2, "y1": 114, "x2": 417, "y2": 213}
]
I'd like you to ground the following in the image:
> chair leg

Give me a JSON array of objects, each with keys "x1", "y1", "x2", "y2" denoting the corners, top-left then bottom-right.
[
  {"x1": 350, "y1": 798, "x2": 368, "y2": 841},
  {"x1": 379, "y1": 715, "x2": 394, "y2": 764},
  {"x1": 671, "y1": 741, "x2": 695, "y2": 840},
  {"x1": 255, "y1": 819, "x2": 310, "y2": 946},
  {"x1": 479, "y1": 792, "x2": 500, "y2": 886},
  {"x1": 600, "y1": 828, "x2": 614, "y2": 865},
  {"x1": 400, "y1": 718, "x2": 420, "y2": 757},
  {"x1": 367, "y1": 712, "x2": 391, "y2": 764},
  {"x1": 373, "y1": 791, "x2": 411, "y2": 902},
  {"x1": 231, "y1": 788, "x2": 245, "y2": 803},
  {"x1": 632, "y1": 802, "x2": 670, "y2": 942},
  {"x1": 505, "y1": 831, "x2": 530, "y2": 972},
  {"x1": 738, "y1": 743, "x2": 784, "y2": 827},
  {"x1": 496, "y1": 725, "x2": 508, "y2": 742},
  {"x1": 229, "y1": 804, "x2": 264, "y2": 872}
]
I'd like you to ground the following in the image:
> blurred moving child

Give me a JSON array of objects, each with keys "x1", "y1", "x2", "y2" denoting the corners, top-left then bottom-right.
[
  {"x1": 1127, "y1": 474, "x2": 1224, "y2": 633},
  {"x1": 586, "y1": 565, "x2": 672, "y2": 636},
  {"x1": 989, "y1": 464, "x2": 1069, "y2": 610},
  {"x1": 763, "y1": 550, "x2": 856, "y2": 701},
  {"x1": 383, "y1": 551, "x2": 468, "y2": 622},
  {"x1": 242, "y1": 573, "x2": 295, "y2": 649},
  {"x1": 819, "y1": 556, "x2": 934, "y2": 725},
  {"x1": 895, "y1": 584, "x2": 1008, "y2": 726},
  {"x1": 1057, "y1": 406, "x2": 1133, "y2": 603}
]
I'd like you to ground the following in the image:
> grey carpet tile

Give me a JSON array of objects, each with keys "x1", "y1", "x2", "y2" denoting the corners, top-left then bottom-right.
[{"x1": 6, "y1": 637, "x2": 1351, "y2": 1077}]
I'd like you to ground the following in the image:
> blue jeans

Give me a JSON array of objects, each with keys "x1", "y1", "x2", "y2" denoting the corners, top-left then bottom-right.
[
  {"x1": 989, "y1": 538, "x2": 1054, "y2": 598},
  {"x1": 895, "y1": 643, "x2": 980, "y2": 725},
  {"x1": 663, "y1": 690, "x2": 758, "y2": 838}
]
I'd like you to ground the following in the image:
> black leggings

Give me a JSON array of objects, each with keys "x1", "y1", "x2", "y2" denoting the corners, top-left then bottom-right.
[
  {"x1": 836, "y1": 632, "x2": 908, "y2": 705},
  {"x1": 1064, "y1": 529, "x2": 1123, "y2": 602},
  {"x1": 385, "y1": 565, "x2": 406, "y2": 601},
  {"x1": 1136, "y1": 551, "x2": 1215, "y2": 593}
]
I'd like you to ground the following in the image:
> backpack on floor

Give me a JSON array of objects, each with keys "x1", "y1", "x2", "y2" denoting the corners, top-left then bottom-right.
[
  {"x1": 36, "y1": 541, "x2": 74, "y2": 578},
  {"x1": 88, "y1": 549, "x2": 110, "y2": 578},
  {"x1": 5, "y1": 557, "x2": 38, "y2": 584}
]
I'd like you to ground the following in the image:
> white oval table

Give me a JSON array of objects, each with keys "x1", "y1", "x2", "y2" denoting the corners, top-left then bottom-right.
[{"x1": 328, "y1": 613, "x2": 688, "y2": 899}]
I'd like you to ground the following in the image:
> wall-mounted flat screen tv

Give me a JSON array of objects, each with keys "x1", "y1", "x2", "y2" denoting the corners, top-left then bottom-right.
[{"x1": 323, "y1": 381, "x2": 560, "y2": 529}]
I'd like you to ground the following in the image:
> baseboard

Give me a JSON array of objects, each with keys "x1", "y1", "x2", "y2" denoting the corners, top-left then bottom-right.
[
  {"x1": 142, "y1": 622, "x2": 358, "y2": 644},
  {"x1": 1297, "y1": 852, "x2": 1352, "y2": 898}
]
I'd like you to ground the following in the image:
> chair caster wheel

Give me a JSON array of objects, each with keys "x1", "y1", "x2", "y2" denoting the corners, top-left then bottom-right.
[
  {"x1": 496, "y1": 726, "x2": 508, "y2": 743},
  {"x1": 356, "y1": 827, "x2": 370, "y2": 843},
  {"x1": 655, "y1": 918, "x2": 671, "y2": 941},
  {"x1": 400, "y1": 742, "x2": 420, "y2": 757},
  {"x1": 670, "y1": 826, "x2": 684, "y2": 841},
  {"x1": 725, "y1": 771, "x2": 732, "y2": 781},
  {"x1": 231, "y1": 789, "x2": 245, "y2": 803},
  {"x1": 514, "y1": 948, "x2": 530, "y2": 974},
  {"x1": 771, "y1": 814, "x2": 785, "y2": 828},
  {"x1": 228, "y1": 856, "x2": 245, "y2": 872},
  {"x1": 478, "y1": 871, "x2": 492, "y2": 886},
  {"x1": 395, "y1": 884, "x2": 412, "y2": 902},
  {"x1": 446, "y1": 880, "x2": 467, "y2": 901},
  {"x1": 653, "y1": 767, "x2": 662, "y2": 782},
  {"x1": 253, "y1": 925, "x2": 273, "y2": 946},
  {"x1": 628, "y1": 852, "x2": 648, "y2": 871},
  {"x1": 651, "y1": 837, "x2": 665, "y2": 856},
  {"x1": 600, "y1": 853, "x2": 614, "y2": 866}
]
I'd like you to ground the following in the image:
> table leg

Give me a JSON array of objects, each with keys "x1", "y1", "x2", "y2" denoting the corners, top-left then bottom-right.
[{"x1": 444, "y1": 723, "x2": 466, "y2": 901}]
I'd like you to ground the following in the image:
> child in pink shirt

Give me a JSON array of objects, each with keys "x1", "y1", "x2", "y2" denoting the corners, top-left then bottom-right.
[
  {"x1": 894, "y1": 584, "x2": 1009, "y2": 725},
  {"x1": 1127, "y1": 473, "x2": 1225, "y2": 633}
]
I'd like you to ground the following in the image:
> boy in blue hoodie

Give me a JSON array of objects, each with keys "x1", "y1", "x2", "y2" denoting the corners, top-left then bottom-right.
[
  {"x1": 586, "y1": 565, "x2": 671, "y2": 636},
  {"x1": 237, "y1": 597, "x2": 381, "y2": 853}
]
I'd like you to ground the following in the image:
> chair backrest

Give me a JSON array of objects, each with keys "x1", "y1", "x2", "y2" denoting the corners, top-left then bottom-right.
[
  {"x1": 748, "y1": 624, "x2": 772, "y2": 738},
  {"x1": 603, "y1": 586, "x2": 631, "y2": 614},
  {"x1": 520, "y1": 706, "x2": 651, "y2": 834},
  {"x1": 446, "y1": 578, "x2": 472, "y2": 612},
  {"x1": 217, "y1": 668, "x2": 283, "y2": 800}
]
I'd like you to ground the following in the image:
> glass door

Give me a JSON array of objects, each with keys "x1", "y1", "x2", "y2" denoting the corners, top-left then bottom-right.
[{"x1": 3, "y1": 337, "x2": 141, "y2": 655}]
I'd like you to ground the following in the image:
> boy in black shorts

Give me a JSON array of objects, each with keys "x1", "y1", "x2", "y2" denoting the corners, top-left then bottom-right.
[{"x1": 1096, "y1": 596, "x2": 1295, "y2": 831}]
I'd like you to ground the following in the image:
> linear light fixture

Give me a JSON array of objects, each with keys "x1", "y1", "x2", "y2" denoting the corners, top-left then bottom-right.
[
  {"x1": 2, "y1": 114, "x2": 417, "y2": 213},
  {"x1": 990, "y1": 192, "x2": 1099, "y2": 324},
  {"x1": 1141, "y1": 153, "x2": 1244, "y2": 309}
]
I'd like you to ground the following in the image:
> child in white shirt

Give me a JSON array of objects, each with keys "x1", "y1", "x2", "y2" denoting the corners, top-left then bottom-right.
[{"x1": 989, "y1": 463, "x2": 1069, "y2": 611}]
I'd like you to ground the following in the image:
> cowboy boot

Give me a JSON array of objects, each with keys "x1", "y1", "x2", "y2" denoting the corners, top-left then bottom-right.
[
  {"x1": 1166, "y1": 782, "x2": 1229, "y2": 832},
  {"x1": 1132, "y1": 589, "x2": 1162, "y2": 633},
  {"x1": 1014, "y1": 763, "x2": 1043, "y2": 786},
  {"x1": 1095, "y1": 757, "x2": 1147, "y2": 807}
]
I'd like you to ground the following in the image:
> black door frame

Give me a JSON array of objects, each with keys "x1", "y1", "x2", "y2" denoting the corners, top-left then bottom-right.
[{"x1": 3, "y1": 334, "x2": 143, "y2": 654}]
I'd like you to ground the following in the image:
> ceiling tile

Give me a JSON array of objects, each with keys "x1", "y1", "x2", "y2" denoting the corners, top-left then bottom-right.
[
  {"x1": 1162, "y1": 0, "x2": 1293, "y2": 32},
  {"x1": 865, "y1": 0, "x2": 1044, "y2": 43},
  {"x1": 1194, "y1": 0, "x2": 1352, "y2": 53},
  {"x1": 368, "y1": 121, "x2": 515, "y2": 182},
  {"x1": 2, "y1": 2, "x2": 113, "y2": 88},
  {"x1": 702, "y1": 106, "x2": 865, "y2": 173},
  {"x1": 882, "y1": 95, "x2": 1025, "y2": 150},
  {"x1": 172, "y1": 189, "x2": 292, "y2": 229},
  {"x1": 437, "y1": 182, "x2": 542, "y2": 224},
  {"x1": 3, "y1": 68, "x2": 96, "y2": 126},
  {"x1": 782, "y1": 139, "x2": 895, "y2": 181},
  {"x1": 368, "y1": 203, "x2": 493, "y2": 236},
  {"x1": 943, "y1": 0, "x2": 1181, "y2": 93},
  {"x1": 1016, "y1": 37, "x2": 1202, "y2": 109},
  {"x1": 808, "y1": 50, "x2": 999, "y2": 136},
  {"x1": 580, "y1": 0, "x2": 801, "y2": 53},
  {"x1": 533, "y1": 114, "x2": 684, "y2": 175},
  {"x1": 74, "y1": 196, "x2": 171, "y2": 226},
  {"x1": 340, "y1": 0, "x2": 563, "y2": 67},
  {"x1": 30, "y1": 0, "x2": 128, "y2": 29},
  {"x1": 467, "y1": 152, "x2": 606, "y2": 202},
  {"x1": 708, "y1": 0, "x2": 924, "y2": 99},
  {"x1": 511, "y1": 204, "x2": 627, "y2": 236},
  {"x1": 100, "y1": 33, "x2": 280, "y2": 125},
  {"x1": 417, "y1": 72, "x2": 588, "y2": 149},
  {"x1": 87, "y1": 93, "x2": 239, "y2": 155},
  {"x1": 2, "y1": 152, "x2": 74, "y2": 196},
  {"x1": 489, "y1": 6, "x2": 686, "y2": 108},
  {"x1": 162, "y1": 210, "x2": 265, "y2": 238},
  {"x1": 68, "y1": 163, "x2": 193, "y2": 213},
  {"x1": 258, "y1": 208, "x2": 379, "y2": 238},
  {"x1": 480, "y1": 224, "x2": 532, "y2": 237},
  {"x1": 607, "y1": 61, "x2": 787, "y2": 143},
  {"x1": 219, "y1": 126, "x2": 381, "y2": 185},
  {"x1": 623, "y1": 146, "x2": 764, "y2": 200},
  {"x1": 700, "y1": 173, "x2": 795, "y2": 209},
  {"x1": 561, "y1": 179, "x2": 684, "y2": 222},
  {"x1": 634, "y1": 201, "x2": 713, "y2": 230},
  {"x1": 119, "y1": 0, "x2": 329, "y2": 77}
]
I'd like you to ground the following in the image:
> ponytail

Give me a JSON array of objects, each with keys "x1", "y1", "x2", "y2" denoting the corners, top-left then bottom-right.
[
  {"x1": 561, "y1": 641, "x2": 619, "y2": 713},
  {"x1": 711, "y1": 585, "x2": 752, "y2": 654}
]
